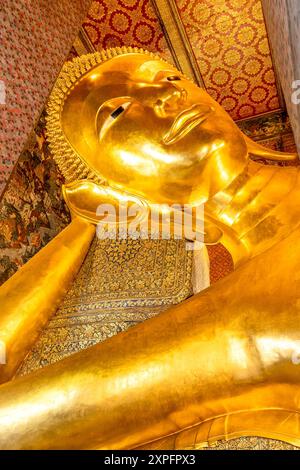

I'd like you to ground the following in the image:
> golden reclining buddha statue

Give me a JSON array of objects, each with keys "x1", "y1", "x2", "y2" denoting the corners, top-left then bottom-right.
[{"x1": 0, "y1": 47, "x2": 300, "y2": 450}]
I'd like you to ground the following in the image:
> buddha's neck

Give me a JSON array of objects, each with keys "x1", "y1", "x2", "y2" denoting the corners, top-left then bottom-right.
[{"x1": 205, "y1": 160, "x2": 300, "y2": 266}]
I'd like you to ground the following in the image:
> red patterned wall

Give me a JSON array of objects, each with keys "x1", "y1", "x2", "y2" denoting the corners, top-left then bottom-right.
[
  {"x1": 82, "y1": 0, "x2": 173, "y2": 62},
  {"x1": 0, "y1": 0, "x2": 295, "y2": 287},
  {"x1": 175, "y1": 0, "x2": 280, "y2": 120},
  {"x1": 0, "y1": 0, "x2": 92, "y2": 198}
]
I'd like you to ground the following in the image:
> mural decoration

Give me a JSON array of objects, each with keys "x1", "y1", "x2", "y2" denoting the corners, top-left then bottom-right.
[
  {"x1": 0, "y1": 108, "x2": 297, "y2": 287},
  {"x1": 207, "y1": 244, "x2": 233, "y2": 284}
]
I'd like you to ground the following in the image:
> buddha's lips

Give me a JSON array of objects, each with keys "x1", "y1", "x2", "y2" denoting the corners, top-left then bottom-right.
[{"x1": 163, "y1": 104, "x2": 213, "y2": 145}]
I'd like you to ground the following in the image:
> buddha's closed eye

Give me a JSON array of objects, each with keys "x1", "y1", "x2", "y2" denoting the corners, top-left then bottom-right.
[{"x1": 97, "y1": 100, "x2": 132, "y2": 140}]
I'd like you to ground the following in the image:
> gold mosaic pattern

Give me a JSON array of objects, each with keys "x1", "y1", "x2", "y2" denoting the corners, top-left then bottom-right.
[
  {"x1": 205, "y1": 436, "x2": 300, "y2": 450},
  {"x1": 46, "y1": 48, "x2": 172, "y2": 184},
  {"x1": 17, "y1": 236, "x2": 193, "y2": 375}
]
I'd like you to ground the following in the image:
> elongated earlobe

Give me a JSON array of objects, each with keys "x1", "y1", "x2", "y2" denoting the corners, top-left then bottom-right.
[{"x1": 243, "y1": 133, "x2": 298, "y2": 162}]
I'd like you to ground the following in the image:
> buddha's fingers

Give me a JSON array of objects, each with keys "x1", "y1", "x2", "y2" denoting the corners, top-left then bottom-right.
[
  {"x1": 0, "y1": 226, "x2": 299, "y2": 449},
  {"x1": 0, "y1": 218, "x2": 95, "y2": 384}
]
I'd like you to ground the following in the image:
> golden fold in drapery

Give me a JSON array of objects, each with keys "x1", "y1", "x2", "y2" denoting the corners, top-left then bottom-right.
[
  {"x1": 0, "y1": 225, "x2": 299, "y2": 449},
  {"x1": 0, "y1": 218, "x2": 95, "y2": 383}
]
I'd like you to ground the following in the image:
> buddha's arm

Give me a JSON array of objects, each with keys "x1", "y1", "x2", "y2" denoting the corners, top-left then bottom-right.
[
  {"x1": 0, "y1": 225, "x2": 299, "y2": 450},
  {"x1": 0, "y1": 218, "x2": 95, "y2": 384}
]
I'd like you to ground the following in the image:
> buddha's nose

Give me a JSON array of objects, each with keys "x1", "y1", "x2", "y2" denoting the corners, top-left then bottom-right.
[{"x1": 154, "y1": 85, "x2": 187, "y2": 118}]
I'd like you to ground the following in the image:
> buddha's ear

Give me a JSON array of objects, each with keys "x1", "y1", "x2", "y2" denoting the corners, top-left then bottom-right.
[{"x1": 242, "y1": 133, "x2": 298, "y2": 162}]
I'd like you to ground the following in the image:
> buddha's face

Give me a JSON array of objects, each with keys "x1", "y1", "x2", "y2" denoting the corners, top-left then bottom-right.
[{"x1": 62, "y1": 53, "x2": 248, "y2": 205}]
